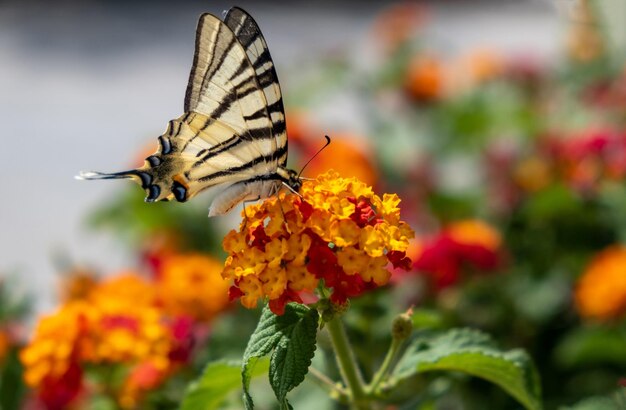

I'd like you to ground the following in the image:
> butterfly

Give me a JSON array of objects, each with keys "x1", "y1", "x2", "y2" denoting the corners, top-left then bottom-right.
[{"x1": 78, "y1": 7, "x2": 301, "y2": 216}]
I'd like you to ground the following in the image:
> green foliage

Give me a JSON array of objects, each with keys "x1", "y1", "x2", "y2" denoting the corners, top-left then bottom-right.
[
  {"x1": 180, "y1": 359, "x2": 269, "y2": 410},
  {"x1": 242, "y1": 304, "x2": 319, "y2": 409},
  {"x1": 393, "y1": 328, "x2": 542, "y2": 410},
  {"x1": 554, "y1": 326, "x2": 626, "y2": 369},
  {"x1": 561, "y1": 394, "x2": 623, "y2": 410},
  {"x1": 0, "y1": 349, "x2": 26, "y2": 410},
  {"x1": 87, "y1": 188, "x2": 223, "y2": 254}
]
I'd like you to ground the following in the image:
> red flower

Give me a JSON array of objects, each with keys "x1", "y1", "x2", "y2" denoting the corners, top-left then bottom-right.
[
  {"x1": 38, "y1": 362, "x2": 83, "y2": 410},
  {"x1": 413, "y1": 220, "x2": 502, "y2": 289}
]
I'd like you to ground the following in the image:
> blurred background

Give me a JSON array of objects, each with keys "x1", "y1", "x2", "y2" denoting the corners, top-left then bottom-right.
[
  {"x1": 4, "y1": 0, "x2": 626, "y2": 409},
  {"x1": 1, "y1": 0, "x2": 563, "y2": 312}
]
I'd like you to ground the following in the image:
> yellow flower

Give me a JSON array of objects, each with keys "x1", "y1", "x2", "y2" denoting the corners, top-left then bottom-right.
[
  {"x1": 575, "y1": 246, "x2": 626, "y2": 320},
  {"x1": 337, "y1": 247, "x2": 370, "y2": 276},
  {"x1": 330, "y1": 219, "x2": 361, "y2": 247},
  {"x1": 360, "y1": 225, "x2": 386, "y2": 257},
  {"x1": 222, "y1": 170, "x2": 415, "y2": 314}
]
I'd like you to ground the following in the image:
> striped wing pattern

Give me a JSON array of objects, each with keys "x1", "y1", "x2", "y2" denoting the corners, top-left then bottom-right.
[
  {"x1": 79, "y1": 8, "x2": 288, "y2": 206},
  {"x1": 224, "y1": 7, "x2": 287, "y2": 167}
]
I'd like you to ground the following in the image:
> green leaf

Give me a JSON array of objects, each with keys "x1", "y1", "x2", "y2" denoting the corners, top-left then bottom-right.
[
  {"x1": 180, "y1": 359, "x2": 269, "y2": 410},
  {"x1": 561, "y1": 394, "x2": 622, "y2": 410},
  {"x1": 242, "y1": 304, "x2": 319, "y2": 409},
  {"x1": 393, "y1": 328, "x2": 542, "y2": 410},
  {"x1": 554, "y1": 326, "x2": 626, "y2": 368}
]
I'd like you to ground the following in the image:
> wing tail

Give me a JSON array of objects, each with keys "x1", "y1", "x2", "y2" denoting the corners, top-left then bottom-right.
[
  {"x1": 76, "y1": 169, "x2": 167, "y2": 203},
  {"x1": 76, "y1": 170, "x2": 136, "y2": 181}
]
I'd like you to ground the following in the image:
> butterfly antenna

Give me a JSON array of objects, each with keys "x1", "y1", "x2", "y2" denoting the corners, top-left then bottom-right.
[{"x1": 297, "y1": 135, "x2": 331, "y2": 179}]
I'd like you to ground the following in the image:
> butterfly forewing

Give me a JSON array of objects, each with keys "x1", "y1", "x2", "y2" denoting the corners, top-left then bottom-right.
[{"x1": 224, "y1": 7, "x2": 287, "y2": 167}]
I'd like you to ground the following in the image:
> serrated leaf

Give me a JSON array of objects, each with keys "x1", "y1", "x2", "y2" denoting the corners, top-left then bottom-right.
[
  {"x1": 242, "y1": 304, "x2": 319, "y2": 409},
  {"x1": 393, "y1": 328, "x2": 542, "y2": 410},
  {"x1": 269, "y1": 306, "x2": 318, "y2": 405},
  {"x1": 180, "y1": 359, "x2": 269, "y2": 410}
]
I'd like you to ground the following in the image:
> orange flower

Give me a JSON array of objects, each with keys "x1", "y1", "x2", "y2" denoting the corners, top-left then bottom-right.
[
  {"x1": 59, "y1": 269, "x2": 98, "y2": 303},
  {"x1": 222, "y1": 171, "x2": 414, "y2": 314},
  {"x1": 457, "y1": 49, "x2": 503, "y2": 86},
  {"x1": 565, "y1": 0, "x2": 604, "y2": 63},
  {"x1": 303, "y1": 134, "x2": 378, "y2": 187},
  {"x1": 21, "y1": 269, "x2": 200, "y2": 409},
  {"x1": 156, "y1": 253, "x2": 230, "y2": 322},
  {"x1": 445, "y1": 220, "x2": 502, "y2": 251},
  {"x1": 20, "y1": 302, "x2": 89, "y2": 388},
  {"x1": 513, "y1": 156, "x2": 552, "y2": 193},
  {"x1": 0, "y1": 330, "x2": 10, "y2": 364},
  {"x1": 405, "y1": 54, "x2": 445, "y2": 102},
  {"x1": 575, "y1": 246, "x2": 626, "y2": 320},
  {"x1": 90, "y1": 272, "x2": 158, "y2": 308}
]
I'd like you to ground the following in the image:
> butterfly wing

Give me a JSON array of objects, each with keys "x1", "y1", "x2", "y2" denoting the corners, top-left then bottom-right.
[
  {"x1": 79, "y1": 11, "x2": 284, "y2": 204},
  {"x1": 224, "y1": 7, "x2": 287, "y2": 167}
]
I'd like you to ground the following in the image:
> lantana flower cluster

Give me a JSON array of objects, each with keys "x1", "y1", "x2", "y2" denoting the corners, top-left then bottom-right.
[
  {"x1": 413, "y1": 219, "x2": 502, "y2": 289},
  {"x1": 21, "y1": 252, "x2": 229, "y2": 410},
  {"x1": 575, "y1": 246, "x2": 626, "y2": 321},
  {"x1": 222, "y1": 171, "x2": 415, "y2": 315}
]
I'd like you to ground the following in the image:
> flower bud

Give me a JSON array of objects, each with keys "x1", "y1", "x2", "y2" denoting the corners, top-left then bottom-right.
[{"x1": 391, "y1": 310, "x2": 413, "y2": 341}]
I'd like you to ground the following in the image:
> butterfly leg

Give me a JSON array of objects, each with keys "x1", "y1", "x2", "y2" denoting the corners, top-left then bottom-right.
[
  {"x1": 241, "y1": 196, "x2": 261, "y2": 229},
  {"x1": 282, "y1": 182, "x2": 303, "y2": 198}
]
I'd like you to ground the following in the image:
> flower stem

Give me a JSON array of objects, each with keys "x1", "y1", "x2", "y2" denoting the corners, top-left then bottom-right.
[
  {"x1": 367, "y1": 337, "x2": 403, "y2": 395},
  {"x1": 308, "y1": 366, "x2": 350, "y2": 404},
  {"x1": 326, "y1": 315, "x2": 369, "y2": 410}
]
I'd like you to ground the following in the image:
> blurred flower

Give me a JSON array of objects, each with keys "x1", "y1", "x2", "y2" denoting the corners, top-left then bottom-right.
[
  {"x1": 405, "y1": 54, "x2": 445, "y2": 102},
  {"x1": 547, "y1": 130, "x2": 626, "y2": 191},
  {"x1": 59, "y1": 269, "x2": 98, "y2": 303},
  {"x1": 89, "y1": 272, "x2": 159, "y2": 309},
  {"x1": 21, "y1": 267, "x2": 222, "y2": 409},
  {"x1": 20, "y1": 302, "x2": 88, "y2": 408},
  {"x1": 455, "y1": 49, "x2": 504, "y2": 88},
  {"x1": 513, "y1": 156, "x2": 553, "y2": 193},
  {"x1": 304, "y1": 134, "x2": 378, "y2": 187},
  {"x1": 373, "y1": 2, "x2": 426, "y2": 53},
  {"x1": 83, "y1": 301, "x2": 170, "y2": 366},
  {"x1": 223, "y1": 170, "x2": 414, "y2": 315},
  {"x1": 286, "y1": 113, "x2": 379, "y2": 187},
  {"x1": 140, "y1": 229, "x2": 182, "y2": 278},
  {"x1": 575, "y1": 246, "x2": 626, "y2": 320},
  {"x1": 119, "y1": 359, "x2": 170, "y2": 410},
  {"x1": 0, "y1": 329, "x2": 10, "y2": 364},
  {"x1": 566, "y1": 0, "x2": 605, "y2": 63},
  {"x1": 413, "y1": 220, "x2": 502, "y2": 289},
  {"x1": 156, "y1": 253, "x2": 230, "y2": 322}
]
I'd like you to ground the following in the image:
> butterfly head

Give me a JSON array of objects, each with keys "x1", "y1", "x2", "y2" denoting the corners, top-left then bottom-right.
[
  {"x1": 277, "y1": 167, "x2": 302, "y2": 193},
  {"x1": 286, "y1": 168, "x2": 302, "y2": 192}
]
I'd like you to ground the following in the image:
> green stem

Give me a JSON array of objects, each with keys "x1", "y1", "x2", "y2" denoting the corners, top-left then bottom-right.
[
  {"x1": 367, "y1": 337, "x2": 403, "y2": 395},
  {"x1": 308, "y1": 366, "x2": 350, "y2": 404},
  {"x1": 326, "y1": 315, "x2": 369, "y2": 410}
]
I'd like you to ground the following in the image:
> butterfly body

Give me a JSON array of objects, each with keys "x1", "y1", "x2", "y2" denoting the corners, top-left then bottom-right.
[{"x1": 78, "y1": 7, "x2": 297, "y2": 216}]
